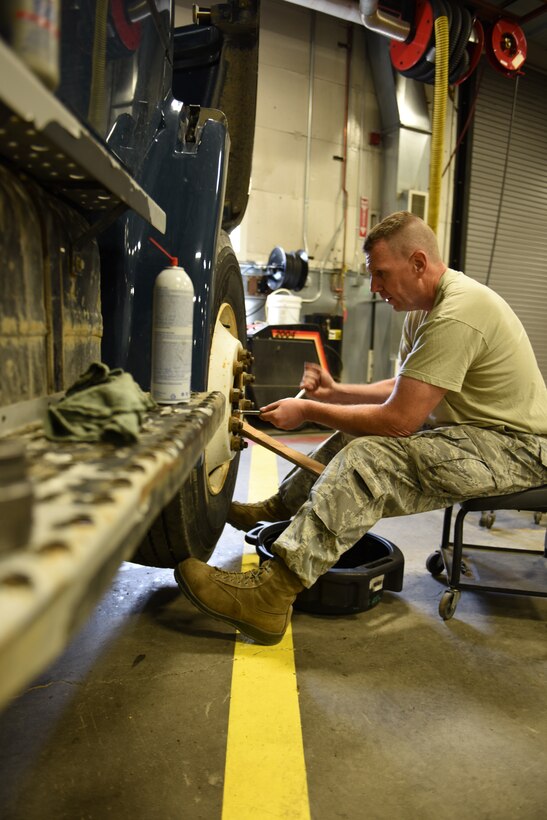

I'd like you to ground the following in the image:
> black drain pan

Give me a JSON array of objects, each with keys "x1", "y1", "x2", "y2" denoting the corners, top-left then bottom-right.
[{"x1": 245, "y1": 520, "x2": 404, "y2": 615}]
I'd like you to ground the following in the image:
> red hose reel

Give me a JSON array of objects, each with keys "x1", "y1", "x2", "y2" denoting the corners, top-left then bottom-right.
[
  {"x1": 388, "y1": 1, "x2": 528, "y2": 84},
  {"x1": 453, "y1": 17, "x2": 484, "y2": 87},
  {"x1": 110, "y1": 0, "x2": 143, "y2": 52},
  {"x1": 390, "y1": 0, "x2": 433, "y2": 72},
  {"x1": 485, "y1": 18, "x2": 527, "y2": 77}
]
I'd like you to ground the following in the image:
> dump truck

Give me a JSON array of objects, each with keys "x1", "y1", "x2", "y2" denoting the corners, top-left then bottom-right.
[{"x1": 0, "y1": 0, "x2": 259, "y2": 707}]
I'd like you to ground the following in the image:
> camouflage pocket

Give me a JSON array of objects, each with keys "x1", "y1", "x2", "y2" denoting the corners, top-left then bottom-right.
[
  {"x1": 408, "y1": 427, "x2": 498, "y2": 498},
  {"x1": 309, "y1": 463, "x2": 383, "y2": 539},
  {"x1": 310, "y1": 490, "x2": 340, "y2": 535}
]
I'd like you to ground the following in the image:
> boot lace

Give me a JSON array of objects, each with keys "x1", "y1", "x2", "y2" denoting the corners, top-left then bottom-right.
[{"x1": 212, "y1": 562, "x2": 272, "y2": 587}]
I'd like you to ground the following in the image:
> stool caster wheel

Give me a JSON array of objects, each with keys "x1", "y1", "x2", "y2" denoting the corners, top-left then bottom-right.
[
  {"x1": 479, "y1": 511, "x2": 495, "y2": 528},
  {"x1": 426, "y1": 550, "x2": 444, "y2": 576},
  {"x1": 439, "y1": 589, "x2": 461, "y2": 620}
]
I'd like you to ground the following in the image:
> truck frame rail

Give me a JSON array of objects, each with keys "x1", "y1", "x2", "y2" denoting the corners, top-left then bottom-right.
[{"x1": 0, "y1": 391, "x2": 224, "y2": 709}]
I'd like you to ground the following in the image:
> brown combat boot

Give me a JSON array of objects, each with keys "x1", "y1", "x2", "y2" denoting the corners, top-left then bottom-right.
[
  {"x1": 174, "y1": 557, "x2": 304, "y2": 645},
  {"x1": 227, "y1": 494, "x2": 292, "y2": 531}
]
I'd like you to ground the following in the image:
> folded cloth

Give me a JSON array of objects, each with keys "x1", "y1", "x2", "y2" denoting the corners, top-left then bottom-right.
[{"x1": 44, "y1": 362, "x2": 157, "y2": 444}]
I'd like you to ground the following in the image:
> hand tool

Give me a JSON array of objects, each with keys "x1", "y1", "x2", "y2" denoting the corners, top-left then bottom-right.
[
  {"x1": 240, "y1": 421, "x2": 324, "y2": 477},
  {"x1": 241, "y1": 388, "x2": 305, "y2": 415}
]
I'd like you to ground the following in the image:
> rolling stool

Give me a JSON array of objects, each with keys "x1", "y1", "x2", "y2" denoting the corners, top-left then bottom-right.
[{"x1": 426, "y1": 485, "x2": 547, "y2": 620}]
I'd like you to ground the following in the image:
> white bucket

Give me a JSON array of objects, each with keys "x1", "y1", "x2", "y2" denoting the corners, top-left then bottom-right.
[{"x1": 265, "y1": 289, "x2": 302, "y2": 325}]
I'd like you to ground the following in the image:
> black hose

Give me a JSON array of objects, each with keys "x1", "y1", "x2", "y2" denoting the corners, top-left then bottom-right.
[
  {"x1": 449, "y1": 6, "x2": 473, "y2": 84},
  {"x1": 400, "y1": 0, "x2": 474, "y2": 86}
]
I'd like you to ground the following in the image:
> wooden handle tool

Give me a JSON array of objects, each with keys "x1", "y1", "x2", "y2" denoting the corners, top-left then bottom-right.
[{"x1": 240, "y1": 421, "x2": 325, "y2": 477}]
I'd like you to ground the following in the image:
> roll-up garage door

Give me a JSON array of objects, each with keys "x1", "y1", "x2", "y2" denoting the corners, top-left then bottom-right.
[{"x1": 463, "y1": 66, "x2": 547, "y2": 377}]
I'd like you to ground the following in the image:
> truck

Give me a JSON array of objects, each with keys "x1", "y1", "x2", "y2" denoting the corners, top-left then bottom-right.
[{"x1": 0, "y1": 0, "x2": 260, "y2": 707}]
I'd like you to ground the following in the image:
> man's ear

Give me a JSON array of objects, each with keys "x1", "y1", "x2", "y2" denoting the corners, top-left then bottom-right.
[{"x1": 413, "y1": 250, "x2": 427, "y2": 276}]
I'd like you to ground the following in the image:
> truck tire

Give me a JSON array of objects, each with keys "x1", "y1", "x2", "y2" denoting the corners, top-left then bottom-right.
[{"x1": 133, "y1": 232, "x2": 246, "y2": 567}]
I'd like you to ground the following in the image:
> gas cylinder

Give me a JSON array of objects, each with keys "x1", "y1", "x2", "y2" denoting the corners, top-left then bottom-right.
[{"x1": 150, "y1": 265, "x2": 194, "y2": 404}]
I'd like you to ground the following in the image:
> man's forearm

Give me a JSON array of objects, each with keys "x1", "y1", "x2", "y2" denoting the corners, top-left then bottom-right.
[
  {"x1": 301, "y1": 375, "x2": 446, "y2": 437},
  {"x1": 303, "y1": 399, "x2": 411, "y2": 437},
  {"x1": 330, "y1": 378, "x2": 396, "y2": 405},
  {"x1": 262, "y1": 375, "x2": 445, "y2": 435}
]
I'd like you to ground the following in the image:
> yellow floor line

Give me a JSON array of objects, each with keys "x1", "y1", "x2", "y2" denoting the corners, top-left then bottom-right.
[{"x1": 222, "y1": 443, "x2": 310, "y2": 820}]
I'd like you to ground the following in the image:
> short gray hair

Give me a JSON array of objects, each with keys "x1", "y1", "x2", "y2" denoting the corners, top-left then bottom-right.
[{"x1": 364, "y1": 211, "x2": 441, "y2": 262}]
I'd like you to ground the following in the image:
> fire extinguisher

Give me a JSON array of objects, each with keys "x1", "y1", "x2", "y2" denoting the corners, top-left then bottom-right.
[
  {"x1": 1, "y1": 0, "x2": 60, "y2": 90},
  {"x1": 149, "y1": 238, "x2": 195, "y2": 405}
]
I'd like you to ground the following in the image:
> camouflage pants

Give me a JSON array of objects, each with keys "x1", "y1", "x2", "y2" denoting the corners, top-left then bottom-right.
[{"x1": 273, "y1": 427, "x2": 547, "y2": 587}]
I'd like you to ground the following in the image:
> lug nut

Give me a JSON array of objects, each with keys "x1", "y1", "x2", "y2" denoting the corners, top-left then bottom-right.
[
  {"x1": 242, "y1": 372, "x2": 255, "y2": 385},
  {"x1": 230, "y1": 435, "x2": 248, "y2": 452},
  {"x1": 229, "y1": 416, "x2": 243, "y2": 433},
  {"x1": 233, "y1": 361, "x2": 245, "y2": 376},
  {"x1": 230, "y1": 388, "x2": 242, "y2": 402},
  {"x1": 238, "y1": 348, "x2": 254, "y2": 365},
  {"x1": 240, "y1": 399, "x2": 253, "y2": 410}
]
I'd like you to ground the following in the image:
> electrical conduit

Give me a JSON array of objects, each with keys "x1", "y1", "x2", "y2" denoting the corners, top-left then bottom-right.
[{"x1": 302, "y1": 12, "x2": 316, "y2": 255}]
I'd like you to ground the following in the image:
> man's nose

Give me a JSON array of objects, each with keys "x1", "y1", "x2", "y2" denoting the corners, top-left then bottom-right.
[{"x1": 369, "y1": 275, "x2": 380, "y2": 293}]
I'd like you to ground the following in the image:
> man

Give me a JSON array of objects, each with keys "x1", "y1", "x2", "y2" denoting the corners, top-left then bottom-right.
[{"x1": 175, "y1": 211, "x2": 547, "y2": 644}]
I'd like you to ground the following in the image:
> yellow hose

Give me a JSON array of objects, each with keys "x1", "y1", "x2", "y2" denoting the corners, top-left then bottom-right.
[
  {"x1": 88, "y1": 0, "x2": 109, "y2": 134},
  {"x1": 428, "y1": 15, "x2": 449, "y2": 235}
]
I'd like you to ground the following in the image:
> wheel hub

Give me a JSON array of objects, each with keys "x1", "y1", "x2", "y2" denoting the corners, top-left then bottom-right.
[{"x1": 204, "y1": 303, "x2": 255, "y2": 494}]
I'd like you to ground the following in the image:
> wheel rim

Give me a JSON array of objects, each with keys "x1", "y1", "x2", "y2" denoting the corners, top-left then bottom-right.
[{"x1": 204, "y1": 302, "x2": 245, "y2": 496}]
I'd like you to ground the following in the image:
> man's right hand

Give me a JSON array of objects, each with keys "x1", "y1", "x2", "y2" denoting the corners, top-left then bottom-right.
[{"x1": 300, "y1": 362, "x2": 336, "y2": 402}]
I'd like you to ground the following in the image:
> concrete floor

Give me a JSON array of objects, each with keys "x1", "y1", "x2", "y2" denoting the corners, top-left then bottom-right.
[{"x1": 1, "y1": 431, "x2": 547, "y2": 820}]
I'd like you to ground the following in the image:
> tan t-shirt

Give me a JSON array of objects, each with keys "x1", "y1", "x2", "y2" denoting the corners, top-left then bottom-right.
[{"x1": 398, "y1": 268, "x2": 547, "y2": 434}]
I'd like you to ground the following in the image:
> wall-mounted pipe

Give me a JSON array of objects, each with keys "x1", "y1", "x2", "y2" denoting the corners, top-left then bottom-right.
[
  {"x1": 331, "y1": 25, "x2": 353, "y2": 306},
  {"x1": 341, "y1": 25, "x2": 353, "y2": 276},
  {"x1": 359, "y1": 0, "x2": 410, "y2": 42},
  {"x1": 302, "y1": 12, "x2": 316, "y2": 255}
]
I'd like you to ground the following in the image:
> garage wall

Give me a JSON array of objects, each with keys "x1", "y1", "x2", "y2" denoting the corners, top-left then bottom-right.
[
  {"x1": 239, "y1": 1, "x2": 382, "y2": 274},
  {"x1": 173, "y1": 0, "x2": 458, "y2": 383},
  {"x1": 175, "y1": 0, "x2": 383, "y2": 272}
]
